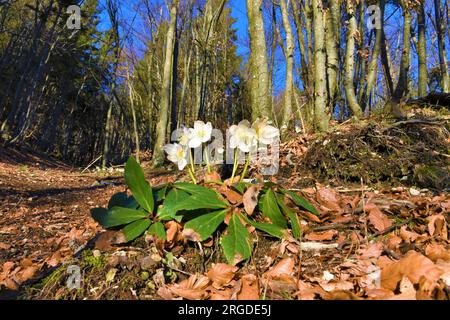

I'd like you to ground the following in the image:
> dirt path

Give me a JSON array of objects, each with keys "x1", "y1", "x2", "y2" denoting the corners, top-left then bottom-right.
[{"x1": 0, "y1": 156, "x2": 126, "y2": 291}]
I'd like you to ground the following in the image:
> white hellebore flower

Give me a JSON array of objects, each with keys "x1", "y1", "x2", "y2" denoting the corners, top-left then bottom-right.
[
  {"x1": 164, "y1": 143, "x2": 188, "y2": 170},
  {"x1": 189, "y1": 121, "x2": 213, "y2": 148},
  {"x1": 252, "y1": 118, "x2": 279, "y2": 145},
  {"x1": 229, "y1": 120, "x2": 257, "y2": 153},
  {"x1": 178, "y1": 126, "x2": 193, "y2": 146}
]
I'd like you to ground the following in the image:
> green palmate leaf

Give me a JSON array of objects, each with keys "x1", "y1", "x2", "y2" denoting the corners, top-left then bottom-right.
[
  {"x1": 183, "y1": 210, "x2": 227, "y2": 241},
  {"x1": 172, "y1": 193, "x2": 228, "y2": 212},
  {"x1": 92, "y1": 206, "x2": 148, "y2": 228},
  {"x1": 157, "y1": 188, "x2": 189, "y2": 221},
  {"x1": 276, "y1": 195, "x2": 302, "y2": 239},
  {"x1": 173, "y1": 182, "x2": 218, "y2": 197},
  {"x1": 148, "y1": 221, "x2": 167, "y2": 240},
  {"x1": 91, "y1": 207, "x2": 108, "y2": 224},
  {"x1": 107, "y1": 193, "x2": 138, "y2": 210},
  {"x1": 122, "y1": 219, "x2": 151, "y2": 242},
  {"x1": 108, "y1": 192, "x2": 128, "y2": 209},
  {"x1": 125, "y1": 156, "x2": 154, "y2": 213},
  {"x1": 221, "y1": 213, "x2": 252, "y2": 265},
  {"x1": 240, "y1": 215, "x2": 286, "y2": 239},
  {"x1": 287, "y1": 210, "x2": 302, "y2": 239},
  {"x1": 259, "y1": 189, "x2": 287, "y2": 228},
  {"x1": 154, "y1": 184, "x2": 168, "y2": 202},
  {"x1": 281, "y1": 189, "x2": 319, "y2": 216}
]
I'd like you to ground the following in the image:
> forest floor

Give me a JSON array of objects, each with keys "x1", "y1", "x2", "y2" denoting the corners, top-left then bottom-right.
[{"x1": 0, "y1": 112, "x2": 449, "y2": 300}]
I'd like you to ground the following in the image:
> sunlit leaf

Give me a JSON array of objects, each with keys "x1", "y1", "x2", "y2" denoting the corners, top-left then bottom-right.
[
  {"x1": 125, "y1": 156, "x2": 154, "y2": 213},
  {"x1": 276, "y1": 195, "x2": 302, "y2": 239},
  {"x1": 158, "y1": 188, "x2": 189, "y2": 221},
  {"x1": 148, "y1": 221, "x2": 167, "y2": 240},
  {"x1": 221, "y1": 213, "x2": 252, "y2": 265},
  {"x1": 259, "y1": 189, "x2": 287, "y2": 228},
  {"x1": 241, "y1": 214, "x2": 286, "y2": 239},
  {"x1": 92, "y1": 206, "x2": 148, "y2": 228},
  {"x1": 183, "y1": 210, "x2": 227, "y2": 241},
  {"x1": 281, "y1": 189, "x2": 319, "y2": 216},
  {"x1": 122, "y1": 219, "x2": 151, "y2": 242}
]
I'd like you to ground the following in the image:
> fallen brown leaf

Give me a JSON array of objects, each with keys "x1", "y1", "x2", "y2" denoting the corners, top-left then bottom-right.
[
  {"x1": 295, "y1": 281, "x2": 323, "y2": 300},
  {"x1": 205, "y1": 171, "x2": 221, "y2": 182},
  {"x1": 243, "y1": 185, "x2": 260, "y2": 215},
  {"x1": 399, "y1": 226, "x2": 421, "y2": 243},
  {"x1": 181, "y1": 228, "x2": 201, "y2": 242},
  {"x1": 166, "y1": 221, "x2": 181, "y2": 244},
  {"x1": 320, "y1": 280, "x2": 354, "y2": 292},
  {"x1": 427, "y1": 214, "x2": 448, "y2": 240},
  {"x1": 380, "y1": 250, "x2": 444, "y2": 291},
  {"x1": 168, "y1": 275, "x2": 210, "y2": 300},
  {"x1": 387, "y1": 276, "x2": 416, "y2": 300},
  {"x1": 218, "y1": 186, "x2": 243, "y2": 205},
  {"x1": 238, "y1": 274, "x2": 260, "y2": 300},
  {"x1": 305, "y1": 230, "x2": 337, "y2": 241},
  {"x1": 366, "y1": 288, "x2": 395, "y2": 299},
  {"x1": 16, "y1": 266, "x2": 39, "y2": 283},
  {"x1": 425, "y1": 243, "x2": 450, "y2": 262},
  {"x1": 367, "y1": 204, "x2": 392, "y2": 232},
  {"x1": 207, "y1": 263, "x2": 238, "y2": 288},
  {"x1": 358, "y1": 242, "x2": 384, "y2": 260},
  {"x1": 263, "y1": 258, "x2": 295, "y2": 279},
  {"x1": 95, "y1": 230, "x2": 127, "y2": 250},
  {"x1": 317, "y1": 188, "x2": 342, "y2": 212}
]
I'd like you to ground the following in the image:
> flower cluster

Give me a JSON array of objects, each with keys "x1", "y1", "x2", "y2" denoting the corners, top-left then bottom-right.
[{"x1": 164, "y1": 119, "x2": 279, "y2": 182}]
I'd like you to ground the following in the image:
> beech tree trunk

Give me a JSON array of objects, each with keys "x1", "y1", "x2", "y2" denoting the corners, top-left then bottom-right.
[
  {"x1": 344, "y1": 0, "x2": 362, "y2": 117},
  {"x1": 418, "y1": 1, "x2": 427, "y2": 97},
  {"x1": 312, "y1": 0, "x2": 330, "y2": 131},
  {"x1": 153, "y1": 0, "x2": 178, "y2": 167},
  {"x1": 280, "y1": 0, "x2": 294, "y2": 130},
  {"x1": 434, "y1": 0, "x2": 449, "y2": 92},
  {"x1": 246, "y1": 0, "x2": 272, "y2": 120}
]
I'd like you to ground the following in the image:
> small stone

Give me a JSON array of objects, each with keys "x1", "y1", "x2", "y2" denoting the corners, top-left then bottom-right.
[
  {"x1": 150, "y1": 253, "x2": 162, "y2": 262},
  {"x1": 92, "y1": 250, "x2": 101, "y2": 258},
  {"x1": 322, "y1": 271, "x2": 335, "y2": 282},
  {"x1": 409, "y1": 188, "x2": 421, "y2": 196}
]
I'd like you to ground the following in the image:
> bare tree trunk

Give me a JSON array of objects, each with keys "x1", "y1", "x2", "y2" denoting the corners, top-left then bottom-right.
[
  {"x1": 379, "y1": 0, "x2": 394, "y2": 97},
  {"x1": 153, "y1": 0, "x2": 178, "y2": 167},
  {"x1": 280, "y1": 0, "x2": 294, "y2": 130},
  {"x1": 246, "y1": 0, "x2": 272, "y2": 120},
  {"x1": 434, "y1": 0, "x2": 449, "y2": 92},
  {"x1": 170, "y1": 29, "x2": 179, "y2": 134},
  {"x1": 325, "y1": 0, "x2": 340, "y2": 108},
  {"x1": 392, "y1": 1, "x2": 411, "y2": 101},
  {"x1": 344, "y1": 0, "x2": 362, "y2": 118},
  {"x1": 312, "y1": 0, "x2": 330, "y2": 131},
  {"x1": 292, "y1": 0, "x2": 308, "y2": 90},
  {"x1": 102, "y1": 101, "x2": 113, "y2": 168},
  {"x1": 418, "y1": 1, "x2": 427, "y2": 97},
  {"x1": 363, "y1": 0, "x2": 382, "y2": 111}
]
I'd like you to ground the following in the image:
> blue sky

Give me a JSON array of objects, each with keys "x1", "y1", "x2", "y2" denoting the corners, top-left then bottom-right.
[
  {"x1": 228, "y1": 0, "x2": 250, "y2": 57},
  {"x1": 96, "y1": 0, "x2": 450, "y2": 97},
  {"x1": 96, "y1": 0, "x2": 287, "y2": 94}
]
